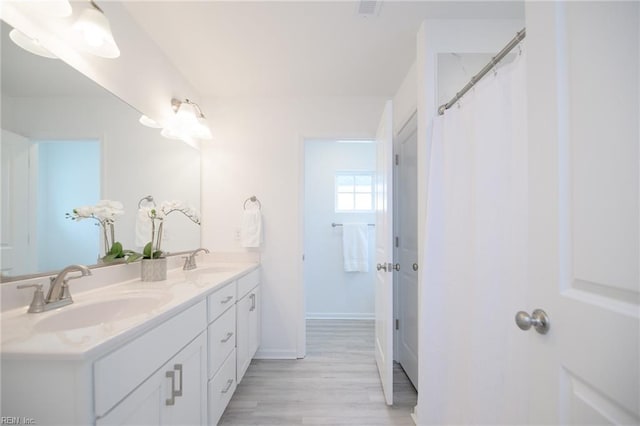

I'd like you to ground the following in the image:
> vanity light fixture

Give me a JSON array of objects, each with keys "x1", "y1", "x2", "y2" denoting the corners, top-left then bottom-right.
[
  {"x1": 162, "y1": 98, "x2": 213, "y2": 141},
  {"x1": 9, "y1": 28, "x2": 58, "y2": 59},
  {"x1": 36, "y1": 0, "x2": 73, "y2": 18},
  {"x1": 139, "y1": 115, "x2": 163, "y2": 129},
  {"x1": 72, "y1": 0, "x2": 120, "y2": 59}
]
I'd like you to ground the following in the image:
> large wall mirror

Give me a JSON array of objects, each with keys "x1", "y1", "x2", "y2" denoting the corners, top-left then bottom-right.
[{"x1": 0, "y1": 20, "x2": 201, "y2": 281}]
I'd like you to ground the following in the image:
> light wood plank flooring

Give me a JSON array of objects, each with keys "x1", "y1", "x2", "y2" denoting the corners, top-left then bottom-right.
[{"x1": 219, "y1": 319, "x2": 417, "y2": 425}]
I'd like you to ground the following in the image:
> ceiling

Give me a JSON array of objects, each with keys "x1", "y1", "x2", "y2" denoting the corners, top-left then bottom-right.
[{"x1": 123, "y1": 1, "x2": 525, "y2": 98}]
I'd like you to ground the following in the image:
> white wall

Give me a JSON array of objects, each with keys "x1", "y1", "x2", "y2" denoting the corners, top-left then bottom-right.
[
  {"x1": 201, "y1": 96, "x2": 386, "y2": 358},
  {"x1": 304, "y1": 141, "x2": 376, "y2": 320}
]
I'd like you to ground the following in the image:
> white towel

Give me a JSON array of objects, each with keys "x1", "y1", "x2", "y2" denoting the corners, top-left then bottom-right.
[
  {"x1": 135, "y1": 207, "x2": 152, "y2": 247},
  {"x1": 241, "y1": 208, "x2": 263, "y2": 248},
  {"x1": 342, "y1": 223, "x2": 369, "y2": 272}
]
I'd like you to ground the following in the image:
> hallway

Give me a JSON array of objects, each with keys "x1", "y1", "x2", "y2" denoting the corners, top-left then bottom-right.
[{"x1": 219, "y1": 319, "x2": 417, "y2": 425}]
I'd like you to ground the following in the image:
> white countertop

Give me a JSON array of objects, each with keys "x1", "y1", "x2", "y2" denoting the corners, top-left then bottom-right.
[{"x1": 1, "y1": 262, "x2": 259, "y2": 361}]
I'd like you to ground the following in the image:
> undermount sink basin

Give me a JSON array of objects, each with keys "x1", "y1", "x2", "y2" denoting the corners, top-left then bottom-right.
[{"x1": 34, "y1": 292, "x2": 173, "y2": 333}]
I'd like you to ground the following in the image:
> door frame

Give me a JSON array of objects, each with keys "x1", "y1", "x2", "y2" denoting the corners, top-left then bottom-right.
[{"x1": 297, "y1": 135, "x2": 381, "y2": 359}]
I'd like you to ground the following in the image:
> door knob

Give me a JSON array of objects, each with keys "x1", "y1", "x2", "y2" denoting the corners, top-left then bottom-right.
[
  {"x1": 515, "y1": 309, "x2": 550, "y2": 334},
  {"x1": 376, "y1": 263, "x2": 387, "y2": 272}
]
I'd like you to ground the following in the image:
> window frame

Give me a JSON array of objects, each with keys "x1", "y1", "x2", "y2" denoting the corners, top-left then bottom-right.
[{"x1": 334, "y1": 171, "x2": 375, "y2": 213}]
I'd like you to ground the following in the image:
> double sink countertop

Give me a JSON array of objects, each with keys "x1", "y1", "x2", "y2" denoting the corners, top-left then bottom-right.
[{"x1": 1, "y1": 261, "x2": 259, "y2": 361}]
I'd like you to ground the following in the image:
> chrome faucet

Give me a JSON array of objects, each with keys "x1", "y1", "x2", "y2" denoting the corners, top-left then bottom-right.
[
  {"x1": 18, "y1": 264, "x2": 92, "y2": 313},
  {"x1": 183, "y1": 248, "x2": 210, "y2": 271}
]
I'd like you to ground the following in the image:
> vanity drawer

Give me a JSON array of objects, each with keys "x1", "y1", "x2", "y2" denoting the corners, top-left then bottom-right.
[
  {"x1": 208, "y1": 305, "x2": 236, "y2": 379},
  {"x1": 94, "y1": 300, "x2": 207, "y2": 417},
  {"x1": 237, "y1": 268, "x2": 259, "y2": 299},
  {"x1": 208, "y1": 348, "x2": 237, "y2": 426},
  {"x1": 208, "y1": 281, "x2": 236, "y2": 323}
]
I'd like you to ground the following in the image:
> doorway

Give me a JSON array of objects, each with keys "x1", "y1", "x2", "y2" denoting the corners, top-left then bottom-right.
[{"x1": 303, "y1": 139, "x2": 376, "y2": 321}]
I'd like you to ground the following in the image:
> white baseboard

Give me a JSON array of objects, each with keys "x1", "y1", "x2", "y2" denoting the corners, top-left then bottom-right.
[
  {"x1": 254, "y1": 349, "x2": 298, "y2": 360},
  {"x1": 305, "y1": 312, "x2": 374, "y2": 320}
]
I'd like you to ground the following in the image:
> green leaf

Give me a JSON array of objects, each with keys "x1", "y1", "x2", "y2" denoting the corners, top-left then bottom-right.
[
  {"x1": 126, "y1": 252, "x2": 143, "y2": 263},
  {"x1": 102, "y1": 253, "x2": 119, "y2": 263},
  {"x1": 109, "y1": 241, "x2": 124, "y2": 257},
  {"x1": 143, "y1": 242, "x2": 153, "y2": 258}
]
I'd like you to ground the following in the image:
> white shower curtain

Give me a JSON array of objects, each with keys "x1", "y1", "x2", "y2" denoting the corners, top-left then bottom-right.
[{"x1": 420, "y1": 51, "x2": 529, "y2": 424}]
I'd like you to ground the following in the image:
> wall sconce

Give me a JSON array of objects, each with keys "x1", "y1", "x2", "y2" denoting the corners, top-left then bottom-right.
[
  {"x1": 9, "y1": 28, "x2": 58, "y2": 59},
  {"x1": 72, "y1": 1, "x2": 120, "y2": 58},
  {"x1": 161, "y1": 98, "x2": 213, "y2": 141}
]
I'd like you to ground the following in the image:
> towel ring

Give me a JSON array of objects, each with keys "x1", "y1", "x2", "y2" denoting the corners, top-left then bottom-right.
[
  {"x1": 138, "y1": 195, "x2": 156, "y2": 209},
  {"x1": 243, "y1": 196, "x2": 261, "y2": 210}
]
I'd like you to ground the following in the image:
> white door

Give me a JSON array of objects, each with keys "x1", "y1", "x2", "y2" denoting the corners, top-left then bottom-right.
[
  {"x1": 526, "y1": 2, "x2": 639, "y2": 423},
  {"x1": 394, "y1": 114, "x2": 419, "y2": 389},
  {"x1": 375, "y1": 100, "x2": 394, "y2": 405},
  {"x1": 0, "y1": 129, "x2": 32, "y2": 277}
]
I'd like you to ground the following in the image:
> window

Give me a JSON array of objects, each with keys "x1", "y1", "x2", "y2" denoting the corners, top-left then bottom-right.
[{"x1": 335, "y1": 172, "x2": 375, "y2": 212}]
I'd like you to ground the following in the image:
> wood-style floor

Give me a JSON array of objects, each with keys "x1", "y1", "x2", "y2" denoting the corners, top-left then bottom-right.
[{"x1": 219, "y1": 319, "x2": 417, "y2": 425}]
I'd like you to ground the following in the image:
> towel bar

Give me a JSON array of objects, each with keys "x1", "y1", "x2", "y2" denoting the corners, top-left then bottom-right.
[
  {"x1": 243, "y1": 195, "x2": 261, "y2": 210},
  {"x1": 331, "y1": 222, "x2": 375, "y2": 227}
]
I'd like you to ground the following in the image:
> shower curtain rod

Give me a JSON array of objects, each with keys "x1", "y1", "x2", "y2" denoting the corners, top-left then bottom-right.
[{"x1": 437, "y1": 28, "x2": 526, "y2": 116}]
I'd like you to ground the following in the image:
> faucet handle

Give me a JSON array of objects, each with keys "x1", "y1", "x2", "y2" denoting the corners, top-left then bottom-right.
[{"x1": 17, "y1": 283, "x2": 46, "y2": 313}]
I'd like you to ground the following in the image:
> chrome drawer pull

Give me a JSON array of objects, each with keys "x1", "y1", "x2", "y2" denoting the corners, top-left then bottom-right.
[
  {"x1": 250, "y1": 293, "x2": 256, "y2": 312},
  {"x1": 220, "y1": 295, "x2": 233, "y2": 304},
  {"x1": 221, "y1": 332, "x2": 234, "y2": 343},
  {"x1": 174, "y1": 364, "x2": 183, "y2": 397},
  {"x1": 220, "y1": 379, "x2": 234, "y2": 394},
  {"x1": 165, "y1": 371, "x2": 176, "y2": 406}
]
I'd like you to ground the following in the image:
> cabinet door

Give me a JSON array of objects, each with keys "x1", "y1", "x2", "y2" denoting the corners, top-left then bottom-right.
[
  {"x1": 237, "y1": 286, "x2": 261, "y2": 383},
  {"x1": 236, "y1": 291, "x2": 252, "y2": 383},
  {"x1": 162, "y1": 332, "x2": 207, "y2": 425},
  {"x1": 249, "y1": 286, "x2": 261, "y2": 357},
  {"x1": 98, "y1": 333, "x2": 207, "y2": 426}
]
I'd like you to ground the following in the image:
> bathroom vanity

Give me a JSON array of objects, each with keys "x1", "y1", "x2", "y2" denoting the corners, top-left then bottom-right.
[{"x1": 0, "y1": 261, "x2": 260, "y2": 425}]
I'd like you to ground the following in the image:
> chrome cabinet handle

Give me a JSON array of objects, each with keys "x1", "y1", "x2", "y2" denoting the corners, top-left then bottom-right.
[
  {"x1": 221, "y1": 379, "x2": 234, "y2": 394},
  {"x1": 165, "y1": 370, "x2": 176, "y2": 406},
  {"x1": 412, "y1": 263, "x2": 418, "y2": 271},
  {"x1": 174, "y1": 364, "x2": 183, "y2": 397},
  {"x1": 221, "y1": 332, "x2": 234, "y2": 343},
  {"x1": 515, "y1": 309, "x2": 550, "y2": 334},
  {"x1": 220, "y1": 295, "x2": 233, "y2": 304},
  {"x1": 392, "y1": 263, "x2": 400, "y2": 271},
  {"x1": 250, "y1": 293, "x2": 256, "y2": 312}
]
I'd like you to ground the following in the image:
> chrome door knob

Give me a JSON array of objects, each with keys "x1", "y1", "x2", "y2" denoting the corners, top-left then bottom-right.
[
  {"x1": 515, "y1": 309, "x2": 550, "y2": 334},
  {"x1": 392, "y1": 263, "x2": 400, "y2": 271},
  {"x1": 412, "y1": 263, "x2": 419, "y2": 271},
  {"x1": 376, "y1": 263, "x2": 387, "y2": 272}
]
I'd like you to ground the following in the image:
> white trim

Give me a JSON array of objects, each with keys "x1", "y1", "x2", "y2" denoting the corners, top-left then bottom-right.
[
  {"x1": 254, "y1": 349, "x2": 299, "y2": 360},
  {"x1": 306, "y1": 312, "x2": 375, "y2": 320}
]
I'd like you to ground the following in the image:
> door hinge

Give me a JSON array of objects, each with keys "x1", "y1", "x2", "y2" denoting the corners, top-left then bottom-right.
[
  {"x1": 395, "y1": 319, "x2": 399, "y2": 330},
  {"x1": 395, "y1": 154, "x2": 399, "y2": 166},
  {"x1": 395, "y1": 236, "x2": 399, "y2": 248}
]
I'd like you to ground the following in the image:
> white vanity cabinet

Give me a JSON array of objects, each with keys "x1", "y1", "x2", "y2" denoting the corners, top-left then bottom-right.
[
  {"x1": 1, "y1": 263, "x2": 261, "y2": 426},
  {"x1": 96, "y1": 332, "x2": 207, "y2": 426},
  {"x1": 95, "y1": 301, "x2": 208, "y2": 425},
  {"x1": 236, "y1": 269, "x2": 261, "y2": 383}
]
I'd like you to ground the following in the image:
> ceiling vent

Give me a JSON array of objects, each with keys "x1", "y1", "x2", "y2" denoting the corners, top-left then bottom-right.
[{"x1": 356, "y1": 0, "x2": 382, "y2": 17}]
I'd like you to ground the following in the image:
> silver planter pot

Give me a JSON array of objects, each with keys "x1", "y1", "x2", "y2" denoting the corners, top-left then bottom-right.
[{"x1": 141, "y1": 258, "x2": 167, "y2": 282}]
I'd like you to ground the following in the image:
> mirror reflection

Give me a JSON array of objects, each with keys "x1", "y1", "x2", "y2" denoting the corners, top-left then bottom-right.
[{"x1": 0, "y1": 21, "x2": 201, "y2": 281}]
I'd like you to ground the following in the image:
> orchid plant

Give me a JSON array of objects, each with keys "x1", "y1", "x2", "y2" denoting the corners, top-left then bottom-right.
[
  {"x1": 66, "y1": 200, "x2": 142, "y2": 263},
  {"x1": 143, "y1": 201, "x2": 201, "y2": 259}
]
